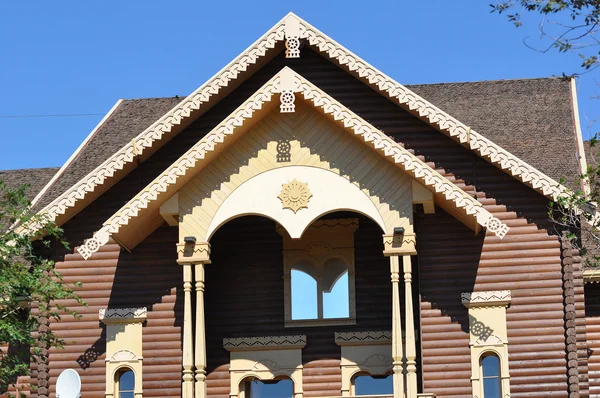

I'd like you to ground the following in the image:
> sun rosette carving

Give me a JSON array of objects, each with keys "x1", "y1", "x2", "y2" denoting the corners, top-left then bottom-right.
[{"x1": 278, "y1": 179, "x2": 312, "y2": 213}]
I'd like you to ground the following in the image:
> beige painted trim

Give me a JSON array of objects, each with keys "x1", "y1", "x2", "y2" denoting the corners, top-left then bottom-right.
[
  {"x1": 223, "y1": 335, "x2": 307, "y2": 351},
  {"x1": 570, "y1": 78, "x2": 589, "y2": 195},
  {"x1": 335, "y1": 331, "x2": 391, "y2": 346},
  {"x1": 30, "y1": 99, "x2": 124, "y2": 208},
  {"x1": 77, "y1": 67, "x2": 508, "y2": 260},
  {"x1": 99, "y1": 307, "x2": 146, "y2": 398},
  {"x1": 29, "y1": 13, "x2": 572, "y2": 240},
  {"x1": 583, "y1": 269, "x2": 600, "y2": 284}
]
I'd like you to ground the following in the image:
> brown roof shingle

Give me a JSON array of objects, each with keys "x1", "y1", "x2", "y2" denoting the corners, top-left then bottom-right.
[
  {"x1": 15, "y1": 77, "x2": 580, "y2": 212},
  {"x1": 0, "y1": 167, "x2": 59, "y2": 201}
]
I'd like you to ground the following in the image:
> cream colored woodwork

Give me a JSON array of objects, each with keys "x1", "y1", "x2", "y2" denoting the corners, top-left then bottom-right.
[
  {"x1": 389, "y1": 256, "x2": 405, "y2": 398},
  {"x1": 99, "y1": 307, "x2": 146, "y2": 398},
  {"x1": 278, "y1": 219, "x2": 358, "y2": 327},
  {"x1": 182, "y1": 264, "x2": 194, "y2": 398},
  {"x1": 223, "y1": 336, "x2": 306, "y2": 398},
  {"x1": 335, "y1": 331, "x2": 392, "y2": 396},
  {"x1": 462, "y1": 291, "x2": 511, "y2": 398},
  {"x1": 178, "y1": 101, "x2": 413, "y2": 243},
  {"x1": 160, "y1": 192, "x2": 180, "y2": 226},
  {"x1": 79, "y1": 68, "x2": 511, "y2": 260},
  {"x1": 195, "y1": 263, "x2": 207, "y2": 398},
  {"x1": 411, "y1": 181, "x2": 434, "y2": 214},
  {"x1": 39, "y1": 13, "x2": 570, "y2": 241},
  {"x1": 403, "y1": 255, "x2": 417, "y2": 398}
]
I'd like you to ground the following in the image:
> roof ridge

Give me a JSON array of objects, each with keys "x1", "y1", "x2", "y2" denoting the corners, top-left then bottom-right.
[{"x1": 0, "y1": 166, "x2": 60, "y2": 172}]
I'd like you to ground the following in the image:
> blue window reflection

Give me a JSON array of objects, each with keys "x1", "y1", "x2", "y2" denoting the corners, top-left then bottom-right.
[
  {"x1": 481, "y1": 354, "x2": 501, "y2": 398},
  {"x1": 247, "y1": 379, "x2": 293, "y2": 398},
  {"x1": 119, "y1": 369, "x2": 134, "y2": 398},
  {"x1": 354, "y1": 375, "x2": 393, "y2": 396}
]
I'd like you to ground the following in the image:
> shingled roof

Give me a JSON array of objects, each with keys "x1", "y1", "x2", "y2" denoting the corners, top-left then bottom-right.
[
  {"x1": 6, "y1": 77, "x2": 581, "y2": 211},
  {"x1": 0, "y1": 167, "x2": 59, "y2": 201}
]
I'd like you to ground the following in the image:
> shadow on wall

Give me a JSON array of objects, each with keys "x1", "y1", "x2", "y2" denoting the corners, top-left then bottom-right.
[
  {"x1": 416, "y1": 206, "x2": 484, "y2": 334},
  {"x1": 74, "y1": 226, "x2": 183, "y2": 372}
]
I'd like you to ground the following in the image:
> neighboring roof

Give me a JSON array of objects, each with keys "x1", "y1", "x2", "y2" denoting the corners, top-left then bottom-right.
[
  {"x1": 77, "y1": 67, "x2": 510, "y2": 260},
  {"x1": 24, "y1": 13, "x2": 573, "y2": 233},
  {"x1": 409, "y1": 77, "x2": 578, "y2": 185},
  {"x1": 0, "y1": 167, "x2": 59, "y2": 201},
  {"x1": 34, "y1": 97, "x2": 181, "y2": 210}
]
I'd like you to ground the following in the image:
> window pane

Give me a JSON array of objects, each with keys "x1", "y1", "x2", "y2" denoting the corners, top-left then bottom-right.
[
  {"x1": 119, "y1": 392, "x2": 134, "y2": 398},
  {"x1": 482, "y1": 377, "x2": 501, "y2": 398},
  {"x1": 291, "y1": 269, "x2": 317, "y2": 320},
  {"x1": 482, "y1": 355, "x2": 500, "y2": 377},
  {"x1": 323, "y1": 271, "x2": 349, "y2": 318},
  {"x1": 354, "y1": 375, "x2": 393, "y2": 396},
  {"x1": 119, "y1": 370, "x2": 134, "y2": 391},
  {"x1": 248, "y1": 379, "x2": 293, "y2": 398}
]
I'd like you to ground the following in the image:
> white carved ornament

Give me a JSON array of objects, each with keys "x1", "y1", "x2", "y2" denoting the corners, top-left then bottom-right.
[
  {"x1": 31, "y1": 13, "x2": 569, "y2": 242},
  {"x1": 78, "y1": 68, "x2": 509, "y2": 259},
  {"x1": 109, "y1": 349, "x2": 139, "y2": 362},
  {"x1": 461, "y1": 290, "x2": 512, "y2": 308},
  {"x1": 335, "y1": 330, "x2": 392, "y2": 346},
  {"x1": 223, "y1": 335, "x2": 307, "y2": 351}
]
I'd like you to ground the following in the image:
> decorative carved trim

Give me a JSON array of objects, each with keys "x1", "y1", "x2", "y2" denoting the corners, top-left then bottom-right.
[
  {"x1": 382, "y1": 233, "x2": 417, "y2": 256},
  {"x1": 24, "y1": 17, "x2": 288, "y2": 235},
  {"x1": 335, "y1": 331, "x2": 392, "y2": 346},
  {"x1": 362, "y1": 354, "x2": 393, "y2": 367},
  {"x1": 176, "y1": 241, "x2": 211, "y2": 264},
  {"x1": 223, "y1": 335, "x2": 307, "y2": 351},
  {"x1": 296, "y1": 18, "x2": 570, "y2": 203},
  {"x1": 108, "y1": 349, "x2": 140, "y2": 362},
  {"x1": 461, "y1": 291, "x2": 511, "y2": 308},
  {"x1": 34, "y1": 13, "x2": 571, "y2": 246},
  {"x1": 285, "y1": 318, "x2": 357, "y2": 328},
  {"x1": 278, "y1": 179, "x2": 312, "y2": 213},
  {"x1": 78, "y1": 68, "x2": 509, "y2": 259},
  {"x1": 99, "y1": 307, "x2": 147, "y2": 324}
]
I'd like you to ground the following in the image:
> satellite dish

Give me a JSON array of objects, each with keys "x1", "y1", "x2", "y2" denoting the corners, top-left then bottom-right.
[{"x1": 56, "y1": 368, "x2": 81, "y2": 398}]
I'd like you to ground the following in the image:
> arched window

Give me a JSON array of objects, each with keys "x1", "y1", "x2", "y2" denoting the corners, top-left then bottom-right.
[
  {"x1": 353, "y1": 374, "x2": 393, "y2": 396},
  {"x1": 280, "y1": 218, "x2": 358, "y2": 327},
  {"x1": 116, "y1": 368, "x2": 135, "y2": 398},
  {"x1": 243, "y1": 378, "x2": 293, "y2": 398},
  {"x1": 480, "y1": 353, "x2": 501, "y2": 398}
]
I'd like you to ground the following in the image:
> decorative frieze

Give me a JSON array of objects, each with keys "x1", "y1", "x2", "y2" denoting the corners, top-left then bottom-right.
[
  {"x1": 176, "y1": 241, "x2": 211, "y2": 264},
  {"x1": 461, "y1": 290, "x2": 512, "y2": 308},
  {"x1": 99, "y1": 307, "x2": 147, "y2": 324},
  {"x1": 335, "y1": 331, "x2": 391, "y2": 346},
  {"x1": 223, "y1": 335, "x2": 307, "y2": 351},
  {"x1": 382, "y1": 233, "x2": 417, "y2": 256}
]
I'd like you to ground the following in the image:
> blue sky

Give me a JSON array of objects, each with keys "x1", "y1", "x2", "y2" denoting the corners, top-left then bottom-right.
[{"x1": 0, "y1": 1, "x2": 597, "y2": 170}]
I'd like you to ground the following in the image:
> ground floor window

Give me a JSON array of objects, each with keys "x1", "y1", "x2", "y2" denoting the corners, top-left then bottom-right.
[
  {"x1": 481, "y1": 354, "x2": 501, "y2": 398},
  {"x1": 116, "y1": 368, "x2": 135, "y2": 398},
  {"x1": 353, "y1": 374, "x2": 393, "y2": 396},
  {"x1": 244, "y1": 379, "x2": 293, "y2": 398}
]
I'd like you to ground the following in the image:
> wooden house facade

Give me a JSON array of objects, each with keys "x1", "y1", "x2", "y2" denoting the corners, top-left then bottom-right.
[{"x1": 1, "y1": 13, "x2": 596, "y2": 398}]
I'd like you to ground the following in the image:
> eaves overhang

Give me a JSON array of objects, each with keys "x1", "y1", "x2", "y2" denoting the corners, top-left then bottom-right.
[
  {"x1": 24, "y1": 12, "x2": 572, "y2": 239},
  {"x1": 76, "y1": 67, "x2": 510, "y2": 260}
]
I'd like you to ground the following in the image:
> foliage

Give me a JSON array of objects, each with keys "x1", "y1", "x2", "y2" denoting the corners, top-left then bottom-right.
[
  {"x1": 491, "y1": 1, "x2": 599, "y2": 74},
  {"x1": 0, "y1": 180, "x2": 84, "y2": 393},
  {"x1": 492, "y1": 1, "x2": 600, "y2": 265}
]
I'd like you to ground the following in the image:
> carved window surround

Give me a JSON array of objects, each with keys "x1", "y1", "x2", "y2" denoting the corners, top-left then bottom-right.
[
  {"x1": 335, "y1": 331, "x2": 392, "y2": 396},
  {"x1": 461, "y1": 291, "x2": 511, "y2": 398},
  {"x1": 223, "y1": 335, "x2": 306, "y2": 398},
  {"x1": 279, "y1": 219, "x2": 358, "y2": 328},
  {"x1": 99, "y1": 307, "x2": 146, "y2": 398}
]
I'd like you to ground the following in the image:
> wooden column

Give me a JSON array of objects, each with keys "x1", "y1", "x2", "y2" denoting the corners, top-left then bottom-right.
[
  {"x1": 390, "y1": 255, "x2": 405, "y2": 398},
  {"x1": 182, "y1": 263, "x2": 194, "y2": 398},
  {"x1": 178, "y1": 241, "x2": 211, "y2": 398},
  {"x1": 195, "y1": 263, "x2": 207, "y2": 398},
  {"x1": 403, "y1": 255, "x2": 417, "y2": 398}
]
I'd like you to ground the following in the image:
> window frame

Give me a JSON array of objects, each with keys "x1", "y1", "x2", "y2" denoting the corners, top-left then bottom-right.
[
  {"x1": 279, "y1": 218, "x2": 358, "y2": 328},
  {"x1": 115, "y1": 367, "x2": 136, "y2": 398},
  {"x1": 478, "y1": 351, "x2": 502, "y2": 398}
]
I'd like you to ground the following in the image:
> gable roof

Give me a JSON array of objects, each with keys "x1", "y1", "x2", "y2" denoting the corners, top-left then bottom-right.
[
  {"x1": 77, "y1": 67, "x2": 510, "y2": 259},
  {"x1": 0, "y1": 167, "x2": 60, "y2": 201},
  {"x1": 26, "y1": 13, "x2": 574, "y2": 235}
]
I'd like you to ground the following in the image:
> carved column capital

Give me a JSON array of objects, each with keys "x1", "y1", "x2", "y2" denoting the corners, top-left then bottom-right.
[
  {"x1": 382, "y1": 232, "x2": 417, "y2": 256},
  {"x1": 177, "y1": 241, "x2": 211, "y2": 265}
]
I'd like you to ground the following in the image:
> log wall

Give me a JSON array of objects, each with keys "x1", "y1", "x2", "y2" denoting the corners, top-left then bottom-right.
[{"x1": 21, "y1": 46, "x2": 573, "y2": 398}]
